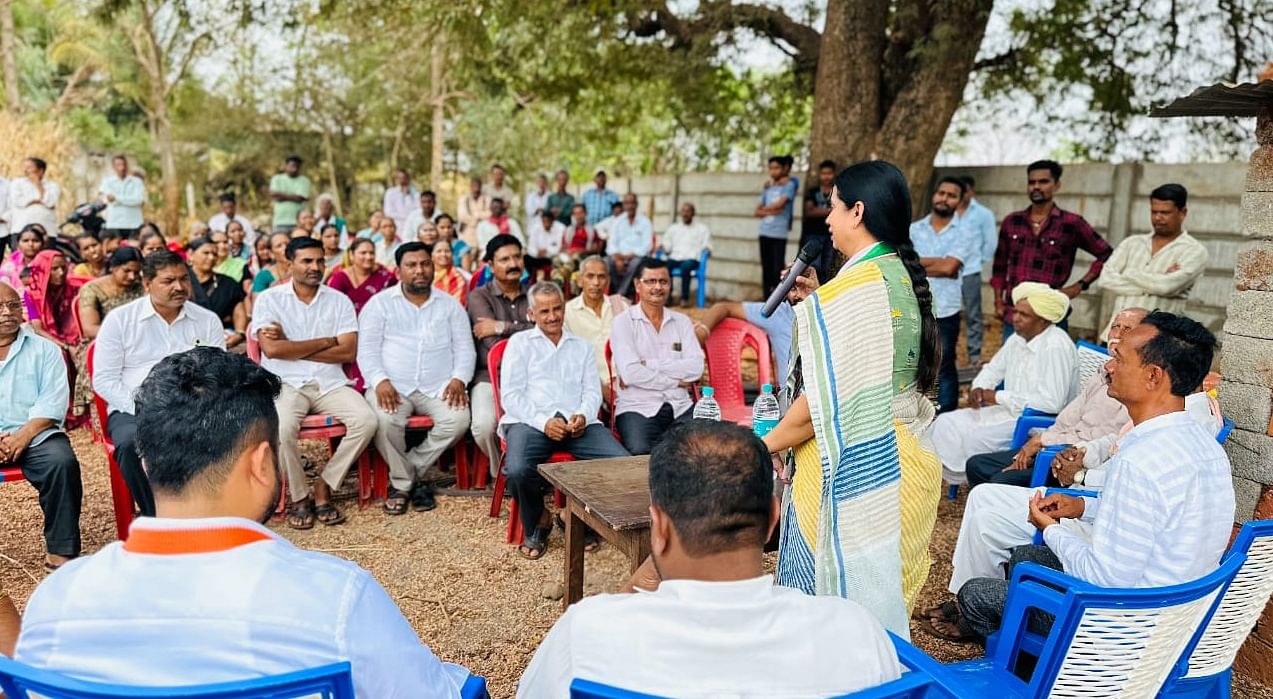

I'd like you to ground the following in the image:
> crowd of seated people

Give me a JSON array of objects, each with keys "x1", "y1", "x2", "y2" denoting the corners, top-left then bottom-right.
[{"x1": 0, "y1": 154, "x2": 1248, "y2": 698}]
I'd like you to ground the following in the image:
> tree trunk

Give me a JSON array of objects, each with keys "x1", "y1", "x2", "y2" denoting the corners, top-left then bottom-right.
[
  {"x1": 430, "y1": 38, "x2": 445, "y2": 191},
  {"x1": 0, "y1": 0, "x2": 19, "y2": 112},
  {"x1": 322, "y1": 125, "x2": 342, "y2": 215},
  {"x1": 154, "y1": 95, "x2": 181, "y2": 237},
  {"x1": 808, "y1": 0, "x2": 994, "y2": 215}
]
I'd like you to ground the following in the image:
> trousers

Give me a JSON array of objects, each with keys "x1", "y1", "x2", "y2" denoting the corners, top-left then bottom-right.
[
  {"x1": 366, "y1": 388, "x2": 470, "y2": 493},
  {"x1": 667, "y1": 259, "x2": 699, "y2": 303},
  {"x1": 948, "y1": 483, "x2": 1043, "y2": 593},
  {"x1": 503, "y1": 423, "x2": 630, "y2": 538},
  {"x1": 615, "y1": 403, "x2": 691, "y2": 455},
  {"x1": 929, "y1": 407, "x2": 1018, "y2": 485},
  {"x1": 961, "y1": 273, "x2": 984, "y2": 364},
  {"x1": 19, "y1": 433, "x2": 82, "y2": 557},
  {"x1": 276, "y1": 382, "x2": 377, "y2": 502},
  {"x1": 966, "y1": 449, "x2": 1036, "y2": 489},
  {"x1": 758, "y1": 237, "x2": 787, "y2": 298},
  {"x1": 958, "y1": 544, "x2": 1063, "y2": 640},
  {"x1": 107, "y1": 411, "x2": 155, "y2": 517},
  {"x1": 470, "y1": 382, "x2": 500, "y2": 476},
  {"x1": 936, "y1": 313, "x2": 961, "y2": 413}
]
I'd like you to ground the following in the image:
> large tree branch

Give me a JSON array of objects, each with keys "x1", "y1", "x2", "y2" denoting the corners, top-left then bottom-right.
[
  {"x1": 631, "y1": 1, "x2": 821, "y2": 75},
  {"x1": 973, "y1": 48, "x2": 1020, "y2": 72}
]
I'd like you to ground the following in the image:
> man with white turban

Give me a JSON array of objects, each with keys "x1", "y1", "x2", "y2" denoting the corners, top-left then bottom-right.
[{"x1": 929, "y1": 282, "x2": 1080, "y2": 488}]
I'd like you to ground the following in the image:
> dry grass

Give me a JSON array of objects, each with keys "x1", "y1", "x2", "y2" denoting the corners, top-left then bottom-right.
[
  {"x1": 2, "y1": 313, "x2": 1270, "y2": 698},
  {"x1": 0, "y1": 114, "x2": 77, "y2": 220}
]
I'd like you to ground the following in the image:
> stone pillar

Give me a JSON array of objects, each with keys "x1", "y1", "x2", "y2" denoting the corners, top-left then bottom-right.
[{"x1": 1225, "y1": 105, "x2": 1273, "y2": 683}]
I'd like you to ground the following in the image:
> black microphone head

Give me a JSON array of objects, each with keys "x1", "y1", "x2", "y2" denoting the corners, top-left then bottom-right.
[{"x1": 796, "y1": 238, "x2": 824, "y2": 264}]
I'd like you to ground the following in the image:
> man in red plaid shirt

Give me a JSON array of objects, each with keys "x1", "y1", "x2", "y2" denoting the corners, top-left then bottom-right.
[{"x1": 990, "y1": 160, "x2": 1112, "y2": 335}]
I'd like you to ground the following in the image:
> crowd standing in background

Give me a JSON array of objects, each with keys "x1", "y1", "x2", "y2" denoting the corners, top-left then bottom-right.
[{"x1": 0, "y1": 151, "x2": 1236, "y2": 699}]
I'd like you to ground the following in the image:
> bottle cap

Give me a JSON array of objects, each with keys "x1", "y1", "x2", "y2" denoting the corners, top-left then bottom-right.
[
  {"x1": 762, "y1": 383, "x2": 773, "y2": 393},
  {"x1": 701, "y1": 387, "x2": 714, "y2": 397}
]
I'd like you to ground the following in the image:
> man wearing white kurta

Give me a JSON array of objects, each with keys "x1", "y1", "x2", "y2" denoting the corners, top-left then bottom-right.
[
  {"x1": 17, "y1": 348, "x2": 466, "y2": 698},
  {"x1": 942, "y1": 312, "x2": 1234, "y2": 642},
  {"x1": 8, "y1": 157, "x2": 60, "y2": 235},
  {"x1": 382, "y1": 169, "x2": 420, "y2": 237},
  {"x1": 518, "y1": 420, "x2": 901, "y2": 698},
  {"x1": 500, "y1": 281, "x2": 629, "y2": 558},
  {"x1": 929, "y1": 281, "x2": 1079, "y2": 485},
  {"x1": 358, "y1": 242, "x2": 474, "y2": 514},
  {"x1": 1097, "y1": 184, "x2": 1208, "y2": 341}
]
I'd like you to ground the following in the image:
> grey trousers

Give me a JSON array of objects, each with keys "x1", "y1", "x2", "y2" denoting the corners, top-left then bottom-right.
[
  {"x1": 470, "y1": 382, "x2": 500, "y2": 476},
  {"x1": 367, "y1": 388, "x2": 470, "y2": 492},
  {"x1": 958, "y1": 544, "x2": 1062, "y2": 640},
  {"x1": 276, "y1": 382, "x2": 377, "y2": 502},
  {"x1": 961, "y1": 273, "x2": 985, "y2": 364}
]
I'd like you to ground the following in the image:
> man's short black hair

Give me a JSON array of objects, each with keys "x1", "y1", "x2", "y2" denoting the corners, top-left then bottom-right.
[
  {"x1": 490, "y1": 197, "x2": 505, "y2": 206},
  {"x1": 484, "y1": 233, "x2": 523, "y2": 262},
  {"x1": 961, "y1": 174, "x2": 976, "y2": 189},
  {"x1": 395, "y1": 241, "x2": 431, "y2": 267},
  {"x1": 421, "y1": 190, "x2": 437, "y2": 199},
  {"x1": 1027, "y1": 159, "x2": 1063, "y2": 180},
  {"x1": 285, "y1": 155, "x2": 303, "y2": 166},
  {"x1": 142, "y1": 249, "x2": 185, "y2": 281},
  {"x1": 285, "y1": 236, "x2": 322, "y2": 261},
  {"x1": 1137, "y1": 311, "x2": 1217, "y2": 397},
  {"x1": 636, "y1": 257, "x2": 669, "y2": 279},
  {"x1": 936, "y1": 176, "x2": 967, "y2": 199},
  {"x1": 219, "y1": 192, "x2": 237, "y2": 204},
  {"x1": 27, "y1": 157, "x2": 47, "y2": 172},
  {"x1": 649, "y1": 421, "x2": 772, "y2": 556},
  {"x1": 1149, "y1": 183, "x2": 1188, "y2": 210},
  {"x1": 818, "y1": 159, "x2": 837, "y2": 171},
  {"x1": 135, "y1": 348, "x2": 282, "y2": 496}
]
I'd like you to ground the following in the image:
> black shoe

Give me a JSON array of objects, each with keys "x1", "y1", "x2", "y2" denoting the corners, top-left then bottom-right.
[{"x1": 411, "y1": 483, "x2": 437, "y2": 512}]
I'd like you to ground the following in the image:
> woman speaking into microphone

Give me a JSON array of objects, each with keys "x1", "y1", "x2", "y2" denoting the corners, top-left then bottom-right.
[{"x1": 762, "y1": 160, "x2": 941, "y2": 636}]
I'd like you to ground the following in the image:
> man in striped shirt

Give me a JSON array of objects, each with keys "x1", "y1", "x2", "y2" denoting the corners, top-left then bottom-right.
[{"x1": 924, "y1": 311, "x2": 1233, "y2": 642}]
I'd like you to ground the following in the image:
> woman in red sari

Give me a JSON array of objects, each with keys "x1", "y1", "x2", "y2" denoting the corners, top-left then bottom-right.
[
  {"x1": 431, "y1": 238, "x2": 466, "y2": 305},
  {"x1": 25, "y1": 250, "x2": 89, "y2": 426},
  {"x1": 326, "y1": 237, "x2": 396, "y2": 313}
]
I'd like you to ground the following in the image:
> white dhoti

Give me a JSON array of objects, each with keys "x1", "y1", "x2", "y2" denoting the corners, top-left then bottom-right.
[
  {"x1": 948, "y1": 483, "x2": 1043, "y2": 593},
  {"x1": 930, "y1": 406, "x2": 1018, "y2": 484}
]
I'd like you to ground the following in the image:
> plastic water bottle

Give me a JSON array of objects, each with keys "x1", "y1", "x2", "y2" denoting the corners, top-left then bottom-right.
[
  {"x1": 752, "y1": 383, "x2": 781, "y2": 439},
  {"x1": 692, "y1": 387, "x2": 722, "y2": 421}
]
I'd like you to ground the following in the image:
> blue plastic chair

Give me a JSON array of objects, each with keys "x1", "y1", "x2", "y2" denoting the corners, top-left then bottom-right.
[
  {"x1": 569, "y1": 632, "x2": 961, "y2": 698},
  {"x1": 1159, "y1": 519, "x2": 1273, "y2": 699},
  {"x1": 655, "y1": 248, "x2": 710, "y2": 308},
  {"x1": 1074, "y1": 339, "x2": 1110, "y2": 389},
  {"x1": 937, "y1": 553, "x2": 1246, "y2": 699},
  {"x1": 0, "y1": 660, "x2": 355, "y2": 698}
]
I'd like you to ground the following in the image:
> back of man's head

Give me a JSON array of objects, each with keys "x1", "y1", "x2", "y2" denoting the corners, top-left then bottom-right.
[
  {"x1": 649, "y1": 421, "x2": 773, "y2": 557},
  {"x1": 1137, "y1": 311, "x2": 1217, "y2": 397},
  {"x1": 135, "y1": 348, "x2": 282, "y2": 499}
]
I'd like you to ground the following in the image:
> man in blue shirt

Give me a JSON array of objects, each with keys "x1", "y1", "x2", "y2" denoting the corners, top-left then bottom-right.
[
  {"x1": 955, "y1": 176, "x2": 997, "y2": 364},
  {"x1": 912, "y1": 177, "x2": 979, "y2": 412},
  {"x1": 581, "y1": 169, "x2": 621, "y2": 226},
  {"x1": 0, "y1": 282, "x2": 81, "y2": 570}
]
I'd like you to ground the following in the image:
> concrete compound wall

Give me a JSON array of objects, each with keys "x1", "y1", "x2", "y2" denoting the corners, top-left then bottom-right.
[{"x1": 618, "y1": 162, "x2": 1245, "y2": 338}]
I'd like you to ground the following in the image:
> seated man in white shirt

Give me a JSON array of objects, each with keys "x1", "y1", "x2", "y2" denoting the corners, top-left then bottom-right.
[
  {"x1": 251, "y1": 237, "x2": 376, "y2": 530},
  {"x1": 525, "y1": 209, "x2": 565, "y2": 282},
  {"x1": 563, "y1": 255, "x2": 630, "y2": 403},
  {"x1": 929, "y1": 282, "x2": 1079, "y2": 487},
  {"x1": 657, "y1": 202, "x2": 711, "y2": 306},
  {"x1": 610, "y1": 260, "x2": 705, "y2": 455},
  {"x1": 359, "y1": 242, "x2": 475, "y2": 515},
  {"x1": 501, "y1": 281, "x2": 630, "y2": 560},
  {"x1": 922, "y1": 312, "x2": 1234, "y2": 643},
  {"x1": 17, "y1": 348, "x2": 466, "y2": 697},
  {"x1": 607, "y1": 193, "x2": 654, "y2": 298},
  {"x1": 93, "y1": 249, "x2": 226, "y2": 517},
  {"x1": 518, "y1": 420, "x2": 901, "y2": 697}
]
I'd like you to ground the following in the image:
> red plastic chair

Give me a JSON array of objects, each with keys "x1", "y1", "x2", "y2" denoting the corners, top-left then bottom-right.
[
  {"x1": 84, "y1": 342, "x2": 137, "y2": 541},
  {"x1": 486, "y1": 339, "x2": 569, "y2": 544},
  {"x1": 704, "y1": 318, "x2": 773, "y2": 427},
  {"x1": 246, "y1": 332, "x2": 374, "y2": 509},
  {"x1": 368, "y1": 415, "x2": 475, "y2": 500}
]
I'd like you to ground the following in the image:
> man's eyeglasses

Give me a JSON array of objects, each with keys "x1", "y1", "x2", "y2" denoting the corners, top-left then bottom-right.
[
  {"x1": 639, "y1": 278, "x2": 671, "y2": 286},
  {"x1": 0, "y1": 301, "x2": 25, "y2": 316}
]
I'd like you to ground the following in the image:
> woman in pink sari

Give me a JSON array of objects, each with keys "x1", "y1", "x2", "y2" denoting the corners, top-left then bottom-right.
[
  {"x1": 2, "y1": 224, "x2": 47, "y2": 288},
  {"x1": 325, "y1": 237, "x2": 396, "y2": 390},
  {"x1": 25, "y1": 250, "x2": 89, "y2": 426}
]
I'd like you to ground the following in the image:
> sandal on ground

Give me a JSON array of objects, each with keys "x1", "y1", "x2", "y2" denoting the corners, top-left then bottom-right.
[
  {"x1": 44, "y1": 557, "x2": 75, "y2": 573},
  {"x1": 286, "y1": 499, "x2": 316, "y2": 530},
  {"x1": 519, "y1": 527, "x2": 550, "y2": 560},
  {"x1": 383, "y1": 487, "x2": 410, "y2": 515},
  {"x1": 315, "y1": 501, "x2": 346, "y2": 526},
  {"x1": 917, "y1": 612, "x2": 978, "y2": 643},
  {"x1": 411, "y1": 484, "x2": 437, "y2": 512},
  {"x1": 913, "y1": 599, "x2": 960, "y2": 622}
]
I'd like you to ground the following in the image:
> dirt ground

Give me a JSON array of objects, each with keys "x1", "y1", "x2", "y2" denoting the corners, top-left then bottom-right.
[{"x1": 2, "y1": 313, "x2": 1270, "y2": 698}]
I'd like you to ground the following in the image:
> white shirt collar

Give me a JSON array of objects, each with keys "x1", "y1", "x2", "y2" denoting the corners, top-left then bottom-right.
[
  {"x1": 637, "y1": 574, "x2": 775, "y2": 601},
  {"x1": 137, "y1": 297, "x2": 189, "y2": 324}
]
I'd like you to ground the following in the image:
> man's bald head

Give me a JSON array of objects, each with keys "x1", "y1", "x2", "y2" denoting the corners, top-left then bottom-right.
[
  {"x1": 0, "y1": 282, "x2": 18, "y2": 302},
  {"x1": 1109, "y1": 307, "x2": 1149, "y2": 347}
]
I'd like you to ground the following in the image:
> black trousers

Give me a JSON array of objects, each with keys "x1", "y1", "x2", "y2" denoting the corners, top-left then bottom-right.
[
  {"x1": 19, "y1": 433, "x2": 83, "y2": 557},
  {"x1": 107, "y1": 411, "x2": 155, "y2": 517},
  {"x1": 503, "y1": 424, "x2": 630, "y2": 537},
  {"x1": 936, "y1": 313, "x2": 962, "y2": 413},
  {"x1": 759, "y1": 237, "x2": 788, "y2": 299},
  {"x1": 967, "y1": 449, "x2": 1058, "y2": 489},
  {"x1": 616, "y1": 403, "x2": 691, "y2": 455}
]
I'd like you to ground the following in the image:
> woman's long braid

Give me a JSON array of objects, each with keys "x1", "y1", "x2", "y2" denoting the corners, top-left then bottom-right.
[{"x1": 893, "y1": 239, "x2": 940, "y2": 394}]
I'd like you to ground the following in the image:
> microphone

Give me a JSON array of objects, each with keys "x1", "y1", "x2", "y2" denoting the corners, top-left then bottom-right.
[{"x1": 761, "y1": 239, "x2": 823, "y2": 318}]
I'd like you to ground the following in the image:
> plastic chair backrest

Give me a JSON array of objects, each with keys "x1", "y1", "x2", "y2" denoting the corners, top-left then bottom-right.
[
  {"x1": 0, "y1": 658, "x2": 355, "y2": 699},
  {"x1": 996, "y1": 553, "x2": 1244, "y2": 699},
  {"x1": 1217, "y1": 417, "x2": 1235, "y2": 444},
  {"x1": 704, "y1": 318, "x2": 773, "y2": 409},
  {"x1": 84, "y1": 341, "x2": 135, "y2": 541},
  {"x1": 1179, "y1": 519, "x2": 1273, "y2": 679},
  {"x1": 246, "y1": 330, "x2": 260, "y2": 363},
  {"x1": 1075, "y1": 339, "x2": 1109, "y2": 389},
  {"x1": 487, "y1": 338, "x2": 510, "y2": 424}
]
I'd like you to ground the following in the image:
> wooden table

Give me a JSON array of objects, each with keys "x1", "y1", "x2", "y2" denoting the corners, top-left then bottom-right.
[{"x1": 539, "y1": 455, "x2": 651, "y2": 609}]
